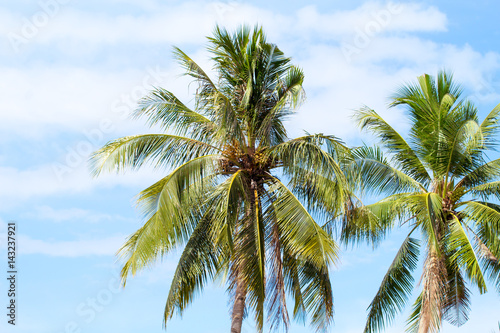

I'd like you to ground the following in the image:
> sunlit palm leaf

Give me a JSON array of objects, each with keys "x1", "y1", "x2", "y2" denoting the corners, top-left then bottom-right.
[
  {"x1": 447, "y1": 214, "x2": 487, "y2": 292},
  {"x1": 90, "y1": 134, "x2": 219, "y2": 174},
  {"x1": 135, "y1": 87, "x2": 216, "y2": 141},
  {"x1": 364, "y1": 235, "x2": 420, "y2": 333},
  {"x1": 354, "y1": 107, "x2": 430, "y2": 184}
]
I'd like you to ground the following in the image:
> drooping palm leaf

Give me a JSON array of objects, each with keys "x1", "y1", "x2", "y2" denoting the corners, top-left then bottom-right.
[{"x1": 364, "y1": 235, "x2": 420, "y2": 333}]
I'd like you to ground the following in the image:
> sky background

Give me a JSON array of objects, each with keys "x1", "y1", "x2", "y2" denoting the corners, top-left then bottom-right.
[{"x1": 1, "y1": 0, "x2": 500, "y2": 332}]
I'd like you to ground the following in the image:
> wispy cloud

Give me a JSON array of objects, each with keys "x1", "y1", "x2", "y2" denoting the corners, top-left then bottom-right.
[
  {"x1": 24, "y1": 205, "x2": 133, "y2": 224},
  {"x1": 1, "y1": 2, "x2": 447, "y2": 52},
  {"x1": 19, "y1": 234, "x2": 127, "y2": 257},
  {"x1": 0, "y1": 163, "x2": 161, "y2": 209}
]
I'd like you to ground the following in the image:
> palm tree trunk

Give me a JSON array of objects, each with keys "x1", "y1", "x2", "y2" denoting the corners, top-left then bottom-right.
[
  {"x1": 418, "y1": 248, "x2": 445, "y2": 333},
  {"x1": 231, "y1": 181, "x2": 255, "y2": 333},
  {"x1": 231, "y1": 276, "x2": 247, "y2": 333}
]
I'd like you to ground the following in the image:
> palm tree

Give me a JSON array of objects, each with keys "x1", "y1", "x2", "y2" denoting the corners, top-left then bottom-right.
[
  {"x1": 344, "y1": 71, "x2": 500, "y2": 333},
  {"x1": 91, "y1": 26, "x2": 348, "y2": 333}
]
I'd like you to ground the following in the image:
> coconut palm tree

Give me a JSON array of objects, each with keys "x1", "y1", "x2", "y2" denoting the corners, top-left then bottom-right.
[
  {"x1": 91, "y1": 26, "x2": 348, "y2": 333},
  {"x1": 344, "y1": 71, "x2": 500, "y2": 333}
]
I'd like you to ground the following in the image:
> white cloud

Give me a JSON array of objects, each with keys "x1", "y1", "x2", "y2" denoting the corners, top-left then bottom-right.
[
  {"x1": 2, "y1": 214, "x2": 127, "y2": 256},
  {"x1": 0, "y1": 65, "x2": 181, "y2": 138},
  {"x1": 0, "y1": 2, "x2": 447, "y2": 48},
  {"x1": 25, "y1": 205, "x2": 133, "y2": 223},
  {"x1": 32, "y1": 205, "x2": 92, "y2": 222},
  {"x1": 286, "y1": 38, "x2": 500, "y2": 140},
  {"x1": 19, "y1": 234, "x2": 127, "y2": 256},
  {"x1": 0, "y1": 163, "x2": 163, "y2": 209},
  {"x1": 1, "y1": 2, "x2": 219, "y2": 49},
  {"x1": 295, "y1": 2, "x2": 447, "y2": 37}
]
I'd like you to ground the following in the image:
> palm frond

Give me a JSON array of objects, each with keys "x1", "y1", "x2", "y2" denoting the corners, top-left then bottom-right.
[
  {"x1": 173, "y1": 46, "x2": 246, "y2": 146},
  {"x1": 247, "y1": 183, "x2": 267, "y2": 332},
  {"x1": 300, "y1": 261, "x2": 334, "y2": 332},
  {"x1": 478, "y1": 102, "x2": 500, "y2": 150},
  {"x1": 265, "y1": 200, "x2": 290, "y2": 330},
  {"x1": 442, "y1": 259, "x2": 471, "y2": 327},
  {"x1": 459, "y1": 201, "x2": 500, "y2": 252},
  {"x1": 353, "y1": 107, "x2": 430, "y2": 184},
  {"x1": 208, "y1": 170, "x2": 248, "y2": 251},
  {"x1": 267, "y1": 176, "x2": 339, "y2": 269},
  {"x1": 255, "y1": 66, "x2": 305, "y2": 147},
  {"x1": 270, "y1": 134, "x2": 349, "y2": 210},
  {"x1": 364, "y1": 235, "x2": 420, "y2": 333},
  {"x1": 447, "y1": 213, "x2": 487, "y2": 293},
  {"x1": 118, "y1": 212, "x2": 166, "y2": 283},
  {"x1": 459, "y1": 201, "x2": 500, "y2": 293},
  {"x1": 134, "y1": 87, "x2": 216, "y2": 141},
  {"x1": 456, "y1": 158, "x2": 500, "y2": 190},
  {"x1": 443, "y1": 117, "x2": 483, "y2": 181},
  {"x1": 164, "y1": 214, "x2": 225, "y2": 324},
  {"x1": 351, "y1": 145, "x2": 425, "y2": 195},
  {"x1": 416, "y1": 193, "x2": 444, "y2": 251},
  {"x1": 119, "y1": 155, "x2": 222, "y2": 281},
  {"x1": 90, "y1": 134, "x2": 219, "y2": 175},
  {"x1": 406, "y1": 293, "x2": 423, "y2": 332},
  {"x1": 338, "y1": 193, "x2": 411, "y2": 245},
  {"x1": 282, "y1": 248, "x2": 307, "y2": 322},
  {"x1": 468, "y1": 181, "x2": 500, "y2": 201}
]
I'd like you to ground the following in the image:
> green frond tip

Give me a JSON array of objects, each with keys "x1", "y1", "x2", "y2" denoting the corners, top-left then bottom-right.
[{"x1": 364, "y1": 236, "x2": 420, "y2": 333}]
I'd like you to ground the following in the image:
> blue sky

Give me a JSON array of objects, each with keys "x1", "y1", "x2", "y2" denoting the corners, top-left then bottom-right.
[{"x1": 1, "y1": 1, "x2": 500, "y2": 332}]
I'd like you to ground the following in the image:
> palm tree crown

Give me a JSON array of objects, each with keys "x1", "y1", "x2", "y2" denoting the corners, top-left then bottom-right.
[
  {"x1": 347, "y1": 71, "x2": 500, "y2": 333},
  {"x1": 91, "y1": 26, "x2": 348, "y2": 333}
]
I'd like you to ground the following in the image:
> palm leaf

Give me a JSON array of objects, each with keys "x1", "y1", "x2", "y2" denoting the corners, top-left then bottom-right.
[
  {"x1": 267, "y1": 176, "x2": 339, "y2": 269},
  {"x1": 351, "y1": 145, "x2": 426, "y2": 195},
  {"x1": 90, "y1": 134, "x2": 219, "y2": 175},
  {"x1": 353, "y1": 107, "x2": 430, "y2": 184},
  {"x1": 164, "y1": 213, "x2": 225, "y2": 324},
  {"x1": 442, "y1": 259, "x2": 471, "y2": 327},
  {"x1": 119, "y1": 155, "x2": 223, "y2": 282},
  {"x1": 447, "y1": 213, "x2": 487, "y2": 293},
  {"x1": 364, "y1": 235, "x2": 420, "y2": 333},
  {"x1": 478, "y1": 102, "x2": 500, "y2": 150},
  {"x1": 134, "y1": 87, "x2": 216, "y2": 141}
]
